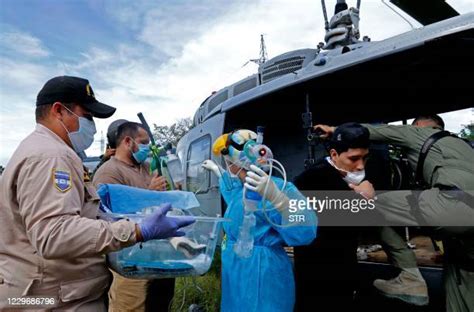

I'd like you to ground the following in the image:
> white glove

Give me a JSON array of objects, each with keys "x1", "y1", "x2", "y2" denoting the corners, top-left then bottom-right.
[
  {"x1": 201, "y1": 160, "x2": 222, "y2": 178},
  {"x1": 244, "y1": 164, "x2": 289, "y2": 211}
]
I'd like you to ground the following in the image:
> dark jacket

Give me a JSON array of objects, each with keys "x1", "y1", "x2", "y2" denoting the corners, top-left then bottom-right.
[{"x1": 293, "y1": 158, "x2": 359, "y2": 311}]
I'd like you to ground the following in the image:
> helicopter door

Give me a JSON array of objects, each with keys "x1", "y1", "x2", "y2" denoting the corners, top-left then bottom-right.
[{"x1": 183, "y1": 113, "x2": 226, "y2": 217}]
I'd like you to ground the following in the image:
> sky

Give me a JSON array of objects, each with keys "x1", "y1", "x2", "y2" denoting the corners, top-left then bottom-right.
[{"x1": 0, "y1": 0, "x2": 473, "y2": 165}]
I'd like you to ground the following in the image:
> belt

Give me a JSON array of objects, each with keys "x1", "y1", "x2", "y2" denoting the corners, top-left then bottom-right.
[
  {"x1": 435, "y1": 185, "x2": 474, "y2": 208},
  {"x1": 436, "y1": 185, "x2": 461, "y2": 191}
]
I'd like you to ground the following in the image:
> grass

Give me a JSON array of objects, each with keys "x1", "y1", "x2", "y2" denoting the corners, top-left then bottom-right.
[{"x1": 170, "y1": 248, "x2": 222, "y2": 312}]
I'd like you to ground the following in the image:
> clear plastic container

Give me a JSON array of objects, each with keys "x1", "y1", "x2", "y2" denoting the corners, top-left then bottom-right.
[{"x1": 101, "y1": 212, "x2": 228, "y2": 279}]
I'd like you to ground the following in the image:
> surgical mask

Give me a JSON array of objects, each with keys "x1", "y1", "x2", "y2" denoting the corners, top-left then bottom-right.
[
  {"x1": 220, "y1": 158, "x2": 244, "y2": 191},
  {"x1": 59, "y1": 106, "x2": 96, "y2": 154},
  {"x1": 326, "y1": 157, "x2": 365, "y2": 185},
  {"x1": 131, "y1": 140, "x2": 150, "y2": 164},
  {"x1": 342, "y1": 170, "x2": 365, "y2": 185},
  {"x1": 224, "y1": 157, "x2": 244, "y2": 179}
]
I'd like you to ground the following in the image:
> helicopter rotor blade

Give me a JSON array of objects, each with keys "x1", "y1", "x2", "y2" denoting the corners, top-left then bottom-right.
[{"x1": 389, "y1": 0, "x2": 459, "y2": 26}]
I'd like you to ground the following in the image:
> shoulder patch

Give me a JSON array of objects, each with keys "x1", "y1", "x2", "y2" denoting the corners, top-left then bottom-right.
[{"x1": 52, "y1": 169, "x2": 72, "y2": 192}]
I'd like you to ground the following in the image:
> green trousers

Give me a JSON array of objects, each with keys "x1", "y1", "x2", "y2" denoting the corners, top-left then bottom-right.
[
  {"x1": 376, "y1": 189, "x2": 474, "y2": 312},
  {"x1": 380, "y1": 227, "x2": 417, "y2": 269},
  {"x1": 445, "y1": 264, "x2": 474, "y2": 312}
]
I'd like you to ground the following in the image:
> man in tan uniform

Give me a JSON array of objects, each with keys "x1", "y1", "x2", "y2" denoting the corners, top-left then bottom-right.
[
  {"x1": 93, "y1": 121, "x2": 173, "y2": 312},
  {"x1": 0, "y1": 76, "x2": 194, "y2": 311}
]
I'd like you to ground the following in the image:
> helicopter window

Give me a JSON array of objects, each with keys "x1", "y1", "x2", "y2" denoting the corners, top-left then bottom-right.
[
  {"x1": 186, "y1": 135, "x2": 211, "y2": 193},
  {"x1": 233, "y1": 77, "x2": 257, "y2": 96},
  {"x1": 207, "y1": 90, "x2": 228, "y2": 115}
]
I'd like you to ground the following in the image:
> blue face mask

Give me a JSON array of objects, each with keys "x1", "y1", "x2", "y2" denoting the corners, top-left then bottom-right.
[
  {"x1": 60, "y1": 106, "x2": 96, "y2": 154},
  {"x1": 69, "y1": 117, "x2": 96, "y2": 153},
  {"x1": 132, "y1": 142, "x2": 150, "y2": 164}
]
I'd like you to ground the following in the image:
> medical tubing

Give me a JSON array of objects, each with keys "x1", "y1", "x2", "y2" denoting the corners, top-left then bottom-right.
[
  {"x1": 234, "y1": 157, "x2": 290, "y2": 258},
  {"x1": 261, "y1": 158, "x2": 293, "y2": 228},
  {"x1": 235, "y1": 155, "x2": 291, "y2": 258},
  {"x1": 268, "y1": 159, "x2": 287, "y2": 190},
  {"x1": 235, "y1": 161, "x2": 262, "y2": 257},
  {"x1": 261, "y1": 163, "x2": 286, "y2": 180}
]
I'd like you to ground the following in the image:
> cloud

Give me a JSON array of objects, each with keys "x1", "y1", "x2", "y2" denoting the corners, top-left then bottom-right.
[
  {"x1": 392, "y1": 109, "x2": 473, "y2": 134},
  {"x1": 448, "y1": 0, "x2": 474, "y2": 13},
  {"x1": 0, "y1": 30, "x2": 50, "y2": 58},
  {"x1": 1, "y1": 0, "x2": 473, "y2": 164},
  {"x1": 0, "y1": 57, "x2": 52, "y2": 91},
  {"x1": 0, "y1": 56, "x2": 61, "y2": 165},
  {"x1": 440, "y1": 109, "x2": 473, "y2": 133},
  {"x1": 103, "y1": 1, "x2": 238, "y2": 58}
]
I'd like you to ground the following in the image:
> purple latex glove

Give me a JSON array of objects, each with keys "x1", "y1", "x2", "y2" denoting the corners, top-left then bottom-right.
[{"x1": 138, "y1": 203, "x2": 195, "y2": 241}]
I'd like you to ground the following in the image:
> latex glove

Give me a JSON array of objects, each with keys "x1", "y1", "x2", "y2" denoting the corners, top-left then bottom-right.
[
  {"x1": 244, "y1": 164, "x2": 289, "y2": 211},
  {"x1": 201, "y1": 160, "x2": 222, "y2": 178},
  {"x1": 138, "y1": 203, "x2": 195, "y2": 241}
]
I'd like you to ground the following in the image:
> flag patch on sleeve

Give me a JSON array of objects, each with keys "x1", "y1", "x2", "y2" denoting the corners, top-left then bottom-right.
[{"x1": 52, "y1": 169, "x2": 72, "y2": 192}]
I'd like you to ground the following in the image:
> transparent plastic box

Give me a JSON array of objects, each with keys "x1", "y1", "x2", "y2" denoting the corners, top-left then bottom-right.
[{"x1": 101, "y1": 212, "x2": 227, "y2": 279}]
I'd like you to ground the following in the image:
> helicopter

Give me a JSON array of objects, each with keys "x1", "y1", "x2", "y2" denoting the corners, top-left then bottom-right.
[
  {"x1": 175, "y1": 1, "x2": 472, "y2": 310},
  {"x1": 176, "y1": 0, "x2": 472, "y2": 215}
]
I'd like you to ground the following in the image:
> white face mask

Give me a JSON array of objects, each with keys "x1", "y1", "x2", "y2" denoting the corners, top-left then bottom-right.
[
  {"x1": 326, "y1": 157, "x2": 365, "y2": 185},
  {"x1": 342, "y1": 170, "x2": 365, "y2": 185},
  {"x1": 224, "y1": 157, "x2": 244, "y2": 179}
]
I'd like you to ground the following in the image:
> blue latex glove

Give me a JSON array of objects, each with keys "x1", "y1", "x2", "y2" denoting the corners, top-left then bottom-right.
[{"x1": 138, "y1": 203, "x2": 195, "y2": 241}]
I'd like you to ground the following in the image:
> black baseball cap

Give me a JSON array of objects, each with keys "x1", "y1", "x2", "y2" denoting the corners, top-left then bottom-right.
[
  {"x1": 36, "y1": 76, "x2": 116, "y2": 118},
  {"x1": 329, "y1": 122, "x2": 370, "y2": 153}
]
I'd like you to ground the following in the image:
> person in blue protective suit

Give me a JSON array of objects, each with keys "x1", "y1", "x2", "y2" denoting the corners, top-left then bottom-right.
[{"x1": 202, "y1": 129, "x2": 317, "y2": 312}]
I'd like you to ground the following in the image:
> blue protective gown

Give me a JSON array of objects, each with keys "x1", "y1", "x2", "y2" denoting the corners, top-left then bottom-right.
[{"x1": 219, "y1": 172, "x2": 317, "y2": 312}]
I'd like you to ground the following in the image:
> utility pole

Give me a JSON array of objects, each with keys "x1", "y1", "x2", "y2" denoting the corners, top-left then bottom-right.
[{"x1": 100, "y1": 130, "x2": 105, "y2": 152}]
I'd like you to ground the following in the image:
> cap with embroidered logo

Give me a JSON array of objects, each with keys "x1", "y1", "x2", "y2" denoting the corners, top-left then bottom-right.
[
  {"x1": 329, "y1": 122, "x2": 370, "y2": 153},
  {"x1": 36, "y1": 76, "x2": 116, "y2": 118}
]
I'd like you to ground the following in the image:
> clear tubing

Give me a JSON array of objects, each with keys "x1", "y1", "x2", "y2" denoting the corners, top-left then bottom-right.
[
  {"x1": 234, "y1": 155, "x2": 292, "y2": 259},
  {"x1": 261, "y1": 158, "x2": 293, "y2": 228}
]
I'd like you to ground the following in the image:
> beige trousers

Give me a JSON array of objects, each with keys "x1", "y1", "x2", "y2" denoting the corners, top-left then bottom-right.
[{"x1": 108, "y1": 271, "x2": 148, "y2": 312}]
